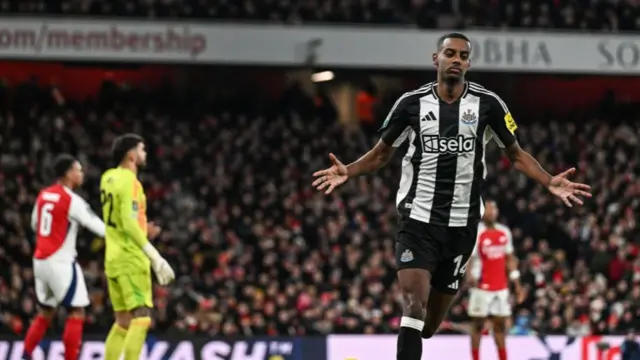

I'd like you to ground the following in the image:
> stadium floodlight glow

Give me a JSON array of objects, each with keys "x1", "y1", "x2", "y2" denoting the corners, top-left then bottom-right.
[{"x1": 311, "y1": 71, "x2": 334, "y2": 82}]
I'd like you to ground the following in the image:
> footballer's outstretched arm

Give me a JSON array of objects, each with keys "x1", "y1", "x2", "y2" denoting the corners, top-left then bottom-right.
[
  {"x1": 502, "y1": 137, "x2": 590, "y2": 206},
  {"x1": 485, "y1": 95, "x2": 552, "y2": 187},
  {"x1": 487, "y1": 93, "x2": 591, "y2": 207},
  {"x1": 346, "y1": 141, "x2": 396, "y2": 178},
  {"x1": 346, "y1": 93, "x2": 415, "y2": 178},
  {"x1": 313, "y1": 93, "x2": 412, "y2": 194},
  {"x1": 503, "y1": 143, "x2": 552, "y2": 187},
  {"x1": 69, "y1": 194, "x2": 106, "y2": 237}
]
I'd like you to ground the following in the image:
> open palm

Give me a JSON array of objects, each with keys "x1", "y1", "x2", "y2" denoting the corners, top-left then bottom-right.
[
  {"x1": 312, "y1": 153, "x2": 348, "y2": 195},
  {"x1": 548, "y1": 168, "x2": 592, "y2": 207}
]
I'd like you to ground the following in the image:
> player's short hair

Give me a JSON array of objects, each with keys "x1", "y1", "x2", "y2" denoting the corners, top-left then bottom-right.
[
  {"x1": 53, "y1": 154, "x2": 77, "y2": 179},
  {"x1": 111, "y1": 133, "x2": 144, "y2": 164},
  {"x1": 437, "y1": 32, "x2": 471, "y2": 50}
]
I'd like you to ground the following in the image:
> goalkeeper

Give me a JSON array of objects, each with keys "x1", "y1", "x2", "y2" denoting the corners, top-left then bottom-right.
[{"x1": 100, "y1": 134, "x2": 175, "y2": 360}]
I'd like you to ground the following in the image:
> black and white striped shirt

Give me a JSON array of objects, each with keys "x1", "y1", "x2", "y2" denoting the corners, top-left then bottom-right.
[{"x1": 379, "y1": 81, "x2": 518, "y2": 227}]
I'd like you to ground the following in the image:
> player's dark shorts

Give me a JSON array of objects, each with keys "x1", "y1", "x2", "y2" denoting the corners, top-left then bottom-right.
[{"x1": 395, "y1": 217, "x2": 478, "y2": 294}]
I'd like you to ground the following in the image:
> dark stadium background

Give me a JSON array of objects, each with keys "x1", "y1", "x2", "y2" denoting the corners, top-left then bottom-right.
[{"x1": 1, "y1": 1, "x2": 640, "y2": 359}]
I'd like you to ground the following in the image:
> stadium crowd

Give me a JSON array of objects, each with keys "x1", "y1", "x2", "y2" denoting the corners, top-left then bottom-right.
[
  {"x1": 1, "y1": 78, "x2": 640, "y2": 337},
  {"x1": 3, "y1": 0, "x2": 639, "y2": 31}
]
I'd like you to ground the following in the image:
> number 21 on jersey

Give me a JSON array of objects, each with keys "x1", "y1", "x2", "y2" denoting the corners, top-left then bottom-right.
[{"x1": 100, "y1": 190, "x2": 117, "y2": 228}]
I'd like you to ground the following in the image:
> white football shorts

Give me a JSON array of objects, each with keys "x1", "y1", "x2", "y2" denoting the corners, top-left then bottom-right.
[
  {"x1": 467, "y1": 288, "x2": 511, "y2": 318},
  {"x1": 33, "y1": 259, "x2": 90, "y2": 308}
]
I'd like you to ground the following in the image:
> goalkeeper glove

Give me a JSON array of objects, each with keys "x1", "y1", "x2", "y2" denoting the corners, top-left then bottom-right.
[{"x1": 142, "y1": 243, "x2": 175, "y2": 285}]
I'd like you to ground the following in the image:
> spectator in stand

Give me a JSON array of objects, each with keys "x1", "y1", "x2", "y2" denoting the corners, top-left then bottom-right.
[
  {"x1": 355, "y1": 81, "x2": 378, "y2": 135},
  {"x1": 1, "y1": 78, "x2": 640, "y2": 337},
  {"x1": 508, "y1": 311, "x2": 535, "y2": 335}
]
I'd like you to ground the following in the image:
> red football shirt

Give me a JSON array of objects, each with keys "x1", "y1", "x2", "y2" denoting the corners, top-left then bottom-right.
[{"x1": 471, "y1": 222, "x2": 513, "y2": 291}]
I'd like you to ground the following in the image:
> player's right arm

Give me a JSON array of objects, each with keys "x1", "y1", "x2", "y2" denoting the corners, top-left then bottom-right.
[
  {"x1": 117, "y1": 172, "x2": 175, "y2": 285},
  {"x1": 312, "y1": 93, "x2": 416, "y2": 194},
  {"x1": 345, "y1": 94, "x2": 415, "y2": 178}
]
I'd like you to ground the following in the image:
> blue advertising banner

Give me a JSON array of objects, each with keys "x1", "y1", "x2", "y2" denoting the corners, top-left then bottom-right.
[{"x1": 0, "y1": 336, "x2": 327, "y2": 360}]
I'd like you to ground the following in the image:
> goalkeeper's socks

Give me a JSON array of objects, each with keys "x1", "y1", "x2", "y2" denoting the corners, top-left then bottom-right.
[
  {"x1": 62, "y1": 317, "x2": 84, "y2": 360},
  {"x1": 23, "y1": 315, "x2": 50, "y2": 359},
  {"x1": 104, "y1": 323, "x2": 128, "y2": 360},
  {"x1": 122, "y1": 317, "x2": 151, "y2": 360}
]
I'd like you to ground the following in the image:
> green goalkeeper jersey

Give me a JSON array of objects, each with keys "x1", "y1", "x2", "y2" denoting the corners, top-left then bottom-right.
[{"x1": 100, "y1": 167, "x2": 151, "y2": 277}]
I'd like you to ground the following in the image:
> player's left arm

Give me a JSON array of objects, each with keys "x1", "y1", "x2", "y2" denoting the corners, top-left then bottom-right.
[
  {"x1": 502, "y1": 225, "x2": 525, "y2": 304},
  {"x1": 485, "y1": 96, "x2": 552, "y2": 186},
  {"x1": 502, "y1": 225, "x2": 519, "y2": 284},
  {"x1": 487, "y1": 94, "x2": 590, "y2": 206},
  {"x1": 69, "y1": 193, "x2": 106, "y2": 237}
]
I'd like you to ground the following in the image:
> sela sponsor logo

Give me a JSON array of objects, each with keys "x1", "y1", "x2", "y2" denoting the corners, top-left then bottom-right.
[
  {"x1": 0, "y1": 340, "x2": 295, "y2": 360},
  {"x1": 422, "y1": 134, "x2": 476, "y2": 154}
]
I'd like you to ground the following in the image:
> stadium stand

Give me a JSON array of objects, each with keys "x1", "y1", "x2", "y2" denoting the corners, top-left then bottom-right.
[
  {"x1": 1, "y1": 75, "x2": 640, "y2": 338},
  {"x1": 3, "y1": 0, "x2": 639, "y2": 30},
  {"x1": 0, "y1": 4, "x2": 639, "y2": 358}
]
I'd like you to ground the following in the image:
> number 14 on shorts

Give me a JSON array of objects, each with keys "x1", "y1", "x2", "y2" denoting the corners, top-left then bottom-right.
[{"x1": 450, "y1": 255, "x2": 468, "y2": 290}]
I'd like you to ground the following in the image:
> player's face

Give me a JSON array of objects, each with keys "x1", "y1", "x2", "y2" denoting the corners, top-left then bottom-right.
[
  {"x1": 483, "y1": 201, "x2": 498, "y2": 223},
  {"x1": 68, "y1": 161, "x2": 85, "y2": 188},
  {"x1": 135, "y1": 142, "x2": 147, "y2": 168},
  {"x1": 434, "y1": 38, "x2": 471, "y2": 82}
]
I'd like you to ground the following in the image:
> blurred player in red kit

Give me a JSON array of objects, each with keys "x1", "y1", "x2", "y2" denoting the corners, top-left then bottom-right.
[
  {"x1": 23, "y1": 154, "x2": 105, "y2": 360},
  {"x1": 466, "y1": 200, "x2": 524, "y2": 360}
]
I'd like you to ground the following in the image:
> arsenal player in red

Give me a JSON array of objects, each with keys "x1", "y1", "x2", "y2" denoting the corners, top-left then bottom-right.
[
  {"x1": 466, "y1": 200, "x2": 524, "y2": 360},
  {"x1": 24, "y1": 154, "x2": 105, "y2": 360}
]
